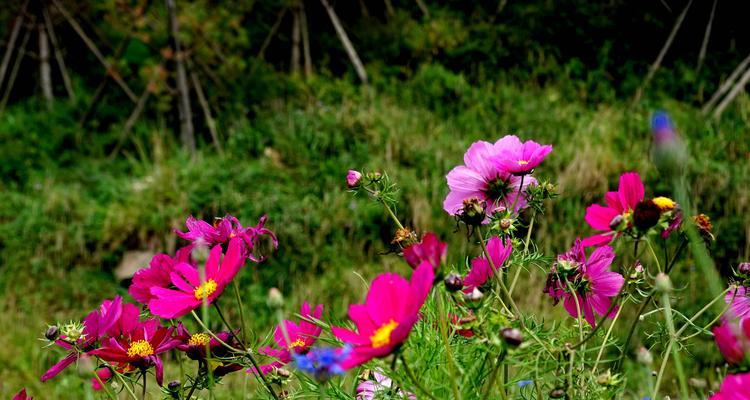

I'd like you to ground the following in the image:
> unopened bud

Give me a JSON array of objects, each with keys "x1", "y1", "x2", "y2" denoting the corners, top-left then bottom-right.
[
  {"x1": 549, "y1": 388, "x2": 565, "y2": 398},
  {"x1": 499, "y1": 218, "x2": 512, "y2": 231},
  {"x1": 738, "y1": 262, "x2": 750, "y2": 275},
  {"x1": 636, "y1": 347, "x2": 653, "y2": 365},
  {"x1": 276, "y1": 368, "x2": 292, "y2": 378},
  {"x1": 346, "y1": 170, "x2": 362, "y2": 188},
  {"x1": 689, "y1": 378, "x2": 707, "y2": 389},
  {"x1": 501, "y1": 327, "x2": 523, "y2": 347},
  {"x1": 463, "y1": 287, "x2": 483, "y2": 302},
  {"x1": 655, "y1": 273, "x2": 672, "y2": 293},
  {"x1": 167, "y1": 380, "x2": 181, "y2": 391},
  {"x1": 192, "y1": 244, "x2": 210, "y2": 264},
  {"x1": 45, "y1": 325, "x2": 60, "y2": 341},
  {"x1": 444, "y1": 273, "x2": 463, "y2": 292},
  {"x1": 459, "y1": 197, "x2": 486, "y2": 226},
  {"x1": 267, "y1": 288, "x2": 284, "y2": 309}
]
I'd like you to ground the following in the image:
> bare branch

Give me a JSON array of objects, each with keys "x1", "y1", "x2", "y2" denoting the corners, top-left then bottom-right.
[{"x1": 319, "y1": 0, "x2": 368, "y2": 84}]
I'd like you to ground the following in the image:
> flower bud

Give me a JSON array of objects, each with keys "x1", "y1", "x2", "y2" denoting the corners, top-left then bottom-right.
[
  {"x1": 60, "y1": 320, "x2": 86, "y2": 343},
  {"x1": 459, "y1": 197, "x2": 486, "y2": 226},
  {"x1": 738, "y1": 262, "x2": 750, "y2": 275},
  {"x1": 463, "y1": 287, "x2": 483, "y2": 302},
  {"x1": 267, "y1": 288, "x2": 284, "y2": 309},
  {"x1": 550, "y1": 388, "x2": 565, "y2": 398},
  {"x1": 636, "y1": 347, "x2": 653, "y2": 366},
  {"x1": 167, "y1": 380, "x2": 181, "y2": 391},
  {"x1": 499, "y1": 218, "x2": 512, "y2": 231},
  {"x1": 655, "y1": 273, "x2": 672, "y2": 293},
  {"x1": 45, "y1": 325, "x2": 60, "y2": 341},
  {"x1": 501, "y1": 327, "x2": 523, "y2": 347},
  {"x1": 276, "y1": 368, "x2": 292, "y2": 378},
  {"x1": 346, "y1": 170, "x2": 362, "y2": 188},
  {"x1": 689, "y1": 378, "x2": 707, "y2": 389},
  {"x1": 444, "y1": 273, "x2": 464, "y2": 292}
]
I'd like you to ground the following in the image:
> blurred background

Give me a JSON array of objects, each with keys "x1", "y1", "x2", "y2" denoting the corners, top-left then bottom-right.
[{"x1": 0, "y1": 0, "x2": 748, "y2": 397}]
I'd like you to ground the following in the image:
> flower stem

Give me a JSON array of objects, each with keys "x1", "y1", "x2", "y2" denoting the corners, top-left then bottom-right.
[
  {"x1": 481, "y1": 349, "x2": 508, "y2": 400},
  {"x1": 400, "y1": 354, "x2": 439, "y2": 400},
  {"x1": 92, "y1": 365, "x2": 117, "y2": 400},
  {"x1": 141, "y1": 369, "x2": 147, "y2": 400},
  {"x1": 232, "y1": 280, "x2": 249, "y2": 346},
  {"x1": 592, "y1": 303, "x2": 624, "y2": 371},
  {"x1": 476, "y1": 225, "x2": 525, "y2": 329},
  {"x1": 644, "y1": 237, "x2": 662, "y2": 273},
  {"x1": 436, "y1": 291, "x2": 463, "y2": 400},
  {"x1": 653, "y1": 291, "x2": 689, "y2": 399},
  {"x1": 615, "y1": 294, "x2": 652, "y2": 370}
]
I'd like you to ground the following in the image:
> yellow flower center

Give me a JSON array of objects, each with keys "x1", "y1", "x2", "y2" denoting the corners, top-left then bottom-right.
[
  {"x1": 288, "y1": 339, "x2": 306, "y2": 349},
  {"x1": 370, "y1": 320, "x2": 399, "y2": 348},
  {"x1": 517, "y1": 160, "x2": 529, "y2": 166},
  {"x1": 194, "y1": 279, "x2": 218, "y2": 300},
  {"x1": 652, "y1": 196, "x2": 676, "y2": 211},
  {"x1": 127, "y1": 340, "x2": 154, "y2": 358},
  {"x1": 188, "y1": 333, "x2": 211, "y2": 347}
]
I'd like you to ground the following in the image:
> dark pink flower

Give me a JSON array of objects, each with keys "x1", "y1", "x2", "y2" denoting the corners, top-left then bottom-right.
[
  {"x1": 148, "y1": 238, "x2": 245, "y2": 319},
  {"x1": 711, "y1": 372, "x2": 750, "y2": 400},
  {"x1": 402, "y1": 232, "x2": 447, "y2": 270},
  {"x1": 463, "y1": 237, "x2": 512, "y2": 293},
  {"x1": 175, "y1": 325, "x2": 242, "y2": 377},
  {"x1": 129, "y1": 247, "x2": 193, "y2": 305},
  {"x1": 176, "y1": 214, "x2": 278, "y2": 262},
  {"x1": 13, "y1": 388, "x2": 32, "y2": 400},
  {"x1": 713, "y1": 317, "x2": 750, "y2": 364},
  {"x1": 443, "y1": 138, "x2": 537, "y2": 222},
  {"x1": 347, "y1": 170, "x2": 363, "y2": 188},
  {"x1": 582, "y1": 172, "x2": 645, "y2": 247},
  {"x1": 254, "y1": 302, "x2": 324, "y2": 374},
  {"x1": 332, "y1": 262, "x2": 434, "y2": 369},
  {"x1": 727, "y1": 286, "x2": 750, "y2": 318},
  {"x1": 41, "y1": 297, "x2": 124, "y2": 382},
  {"x1": 91, "y1": 368, "x2": 112, "y2": 391},
  {"x1": 493, "y1": 135, "x2": 552, "y2": 175},
  {"x1": 89, "y1": 319, "x2": 180, "y2": 386},
  {"x1": 545, "y1": 240, "x2": 624, "y2": 327}
]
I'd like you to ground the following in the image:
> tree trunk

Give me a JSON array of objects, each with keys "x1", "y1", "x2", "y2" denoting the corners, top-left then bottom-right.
[
  {"x1": 696, "y1": 0, "x2": 717, "y2": 73},
  {"x1": 0, "y1": 0, "x2": 29, "y2": 90},
  {"x1": 257, "y1": 8, "x2": 287, "y2": 60},
  {"x1": 712, "y1": 65, "x2": 750, "y2": 119},
  {"x1": 166, "y1": 0, "x2": 195, "y2": 153},
  {"x1": 1, "y1": 19, "x2": 34, "y2": 113},
  {"x1": 319, "y1": 0, "x2": 368, "y2": 84},
  {"x1": 300, "y1": 0, "x2": 313, "y2": 78},
  {"x1": 702, "y1": 53, "x2": 750, "y2": 115},
  {"x1": 43, "y1": 4, "x2": 75, "y2": 101},
  {"x1": 38, "y1": 23, "x2": 54, "y2": 108},
  {"x1": 190, "y1": 68, "x2": 223, "y2": 155},
  {"x1": 291, "y1": 4, "x2": 301, "y2": 75}
]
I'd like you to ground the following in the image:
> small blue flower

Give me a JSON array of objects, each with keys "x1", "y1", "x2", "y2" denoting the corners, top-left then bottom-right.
[
  {"x1": 651, "y1": 111, "x2": 673, "y2": 132},
  {"x1": 517, "y1": 380, "x2": 533, "y2": 388},
  {"x1": 293, "y1": 345, "x2": 351, "y2": 381}
]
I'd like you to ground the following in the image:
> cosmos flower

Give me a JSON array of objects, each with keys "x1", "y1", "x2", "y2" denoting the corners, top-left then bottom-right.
[
  {"x1": 493, "y1": 135, "x2": 553, "y2": 175},
  {"x1": 175, "y1": 214, "x2": 278, "y2": 262},
  {"x1": 726, "y1": 286, "x2": 750, "y2": 318},
  {"x1": 710, "y1": 372, "x2": 750, "y2": 400},
  {"x1": 443, "y1": 137, "x2": 537, "y2": 222},
  {"x1": 88, "y1": 319, "x2": 180, "y2": 386},
  {"x1": 148, "y1": 238, "x2": 245, "y2": 319},
  {"x1": 293, "y1": 346, "x2": 351, "y2": 382},
  {"x1": 347, "y1": 170, "x2": 363, "y2": 188},
  {"x1": 254, "y1": 302, "x2": 324, "y2": 374},
  {"x1": 712, "y1": 317, "x2": 750, "y2": 365},
  {"x1": 129, "y1": 246, "x2": 193, "y2": 305},
  {"x1": 356, "y1": 370, "x2": 416, "y2": 400},
  {"x1": 12, "y1": 388, "x2": 32, "y2": 400},
  {"x1": 402, "y1": 232, "x2": 447, "y2": 271},
  {"x1": 544, "y1": 240, "x2": 624, "y2": 327},
  {"x1": 332, "y1": 262, "x2": 434, "y2": 369},
  {"x1": 41, "y1": 297, "x2": 124, "y2": 382},
  {"x1": 175, "y1": 325, "x2": 242, "y2": 377},
  {"x1": 463, "y1": 236, "x2": 512, "y2": 293},
  {"x1": 582, "y1": 172, "x2": 645, "y2": 247}
]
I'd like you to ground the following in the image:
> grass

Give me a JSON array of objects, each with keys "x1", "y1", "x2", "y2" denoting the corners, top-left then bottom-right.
[{"x1": 1, "y1": 66, "x2": 748, "y2": 397}]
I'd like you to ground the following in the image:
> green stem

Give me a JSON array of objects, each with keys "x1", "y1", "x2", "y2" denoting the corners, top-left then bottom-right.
[
  {"x1": 592, "y1": 303, "x2": 624, "y2": 371},
  {"x1": 481, "y1": 350, "x2": 508, "y2": 400},
  {"x1": 141, "y1": 370, "x2": 147, "y2": 400},
  {"x1": 92, "y1": 365, "x2": 117, "y2": 400},
  {"x1": 569, "y1": 292, "x2": 623, "y2": 350},
  {"x1": 400, "y1": 354, "x2": 439, "y2": 400},
  {"x1": 676, "y1": 287, "x2": 733, "y2": 339},
  {"x1": 232, "y1": 280, "x2": 249, "y2": 346},
  {"x1": 509, "y1": 212, "x2": 536, "y2": 296},
  {"x1": 476, "y1": 225, "x2": 525, "y2": 329},
  {"x1": 112, "y1": 368, "x2": 139, "y2": 400},
  {"x1": 644, "y1": 238, "x2": 662, "y2": 273},
  {"x1": 191, "y1": 310, "x2": 243, "y2": 352},
  {"x1": 436, "y1": 292, "x2": 463, "y2": 400},
  {"x1": 654, "y1": 291, "x2": 689, "y2": 399},
  {"x1": 616, "y1": 293, "x2": 653, "y2": 370}
]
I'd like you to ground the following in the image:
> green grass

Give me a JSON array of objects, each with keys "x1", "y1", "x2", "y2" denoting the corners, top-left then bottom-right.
[{"x1": 1, "y1": 67, "x2": 749, "y2": 397}]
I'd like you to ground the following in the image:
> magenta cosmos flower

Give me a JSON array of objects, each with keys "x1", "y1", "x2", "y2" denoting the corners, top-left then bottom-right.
[
  {"x1": 148, "y1": 238, "x2": 245, "y2": 319},
  {"x1": 463, "y1": 236, "x2": 512, "y2": 293},
  {"x1": 41, "y1": 297, "x2": 124, "y2": 382},
  {"x1": 544, "y1": 240, "x2": 624, "y2": 327},
  {"x1": 175, "y1": 324, "x2": 243, "y2": 377},
  {"x1": 347, "y1": 170, "x2": 363, "y2": 188},
  {"x1": 493, "y1": 135, "x2": 552, "y2": 175},
  {"x1": 711, "y1": 372, "x2": 750, "y2": 400},
  {"x1": 255, "y1": 302, "x2": 324, "y2": 374},
  {"x1": 726, "y1": 286, "x2": 750, "y2": 318},
  {"x1": 176, "y1": 214, "x2": 278, "y2": 262},
  {"x1": 89, "y1": 318, "x2": 180, "y2": 386},
  {"x1": 582, "y1": 172, "x2": 645, "y2": 247},
  {"x1": 402, "y1": 232, "x2": 447, "y2": 271},
  {"x1": 443, "y1": 137, "x2": 537, "y2": 221},
  {"x1": 129, "y1": 247, "x2": 193, "y2": 304},
  {"x1": 713, "y1": 317, "x2": 750, "y2": 364},
  {"x1": 13, "y1": 388, "x2": 32, "y2": 400},
  {"x1": 332, "y1": 262, "x2": 434, "y2": 369}
]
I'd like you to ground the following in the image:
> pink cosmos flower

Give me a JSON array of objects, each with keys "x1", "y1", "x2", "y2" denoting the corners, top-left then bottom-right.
[
  {"x1": 493, "y1": 135, "x2": 553, "y2": 175},
  {"x1": 332, "y1": 262, "x2": 434, "y2": 369},
  {"x1": 443, "y1": 137, "x2": 537, "y2": 221},
  {"x1": 148, "y1": 238, "x2": 246, "y2": 319},
  {"x1": 175, "y1": 325, "x2": 243, "y2": 377},
  {"x1": 582, "y1": 172, "x2": 645, "y2": 247},
  {"x1": 356, "y1": 371, "x2": 416, "y2": 400},
  {"x1": 402, "y1": 232, "x2": 447, "y2": 270},
  {"x1": 712, "y1": 317, "x2": 750, "y2": 364},
  {"x1": 727, "y1": 286, "x2": 750, "y2": 318},
  {"x1": 129, "y1": 247, "x2": 193, "y2": 304},
  {"x1": 91, "y1": 368, "x2": 113, "y2": 391},
  {"x1": 710, "y1": 372, "x2": 750, "y2": 400},
  {"x1": 41, "y1": 297, "x2": 124, "y2": 382},
  {"x1": 176, "y1": 214, "x2": 278, "y2": 262},
  {"x1": 463, "y1": 236, "x2": 512, "y2": 293},
  {"x1": 89, "y1": 319, "x2": 180, "y2": 386},
  {"x1": 544, "y1": 240, "x2": 624, "y2": 327},
  {"x1": 13, "y1": 389, "x2": 32, "y2": 400},
  {"x1": 255, "y1": 302, "x2": 324, "y2": 374},
  {"x1": 347, "y1": 170, "x2": 363, "y2": 188}
]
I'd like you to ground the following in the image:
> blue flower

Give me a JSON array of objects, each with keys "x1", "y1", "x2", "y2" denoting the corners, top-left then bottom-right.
[
  {"x1": 293, "y1": 345, "x2": 351, "y2": 381},
  {"x1": 517, "y1": 380, "x2": 533, "y2": 388}
]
